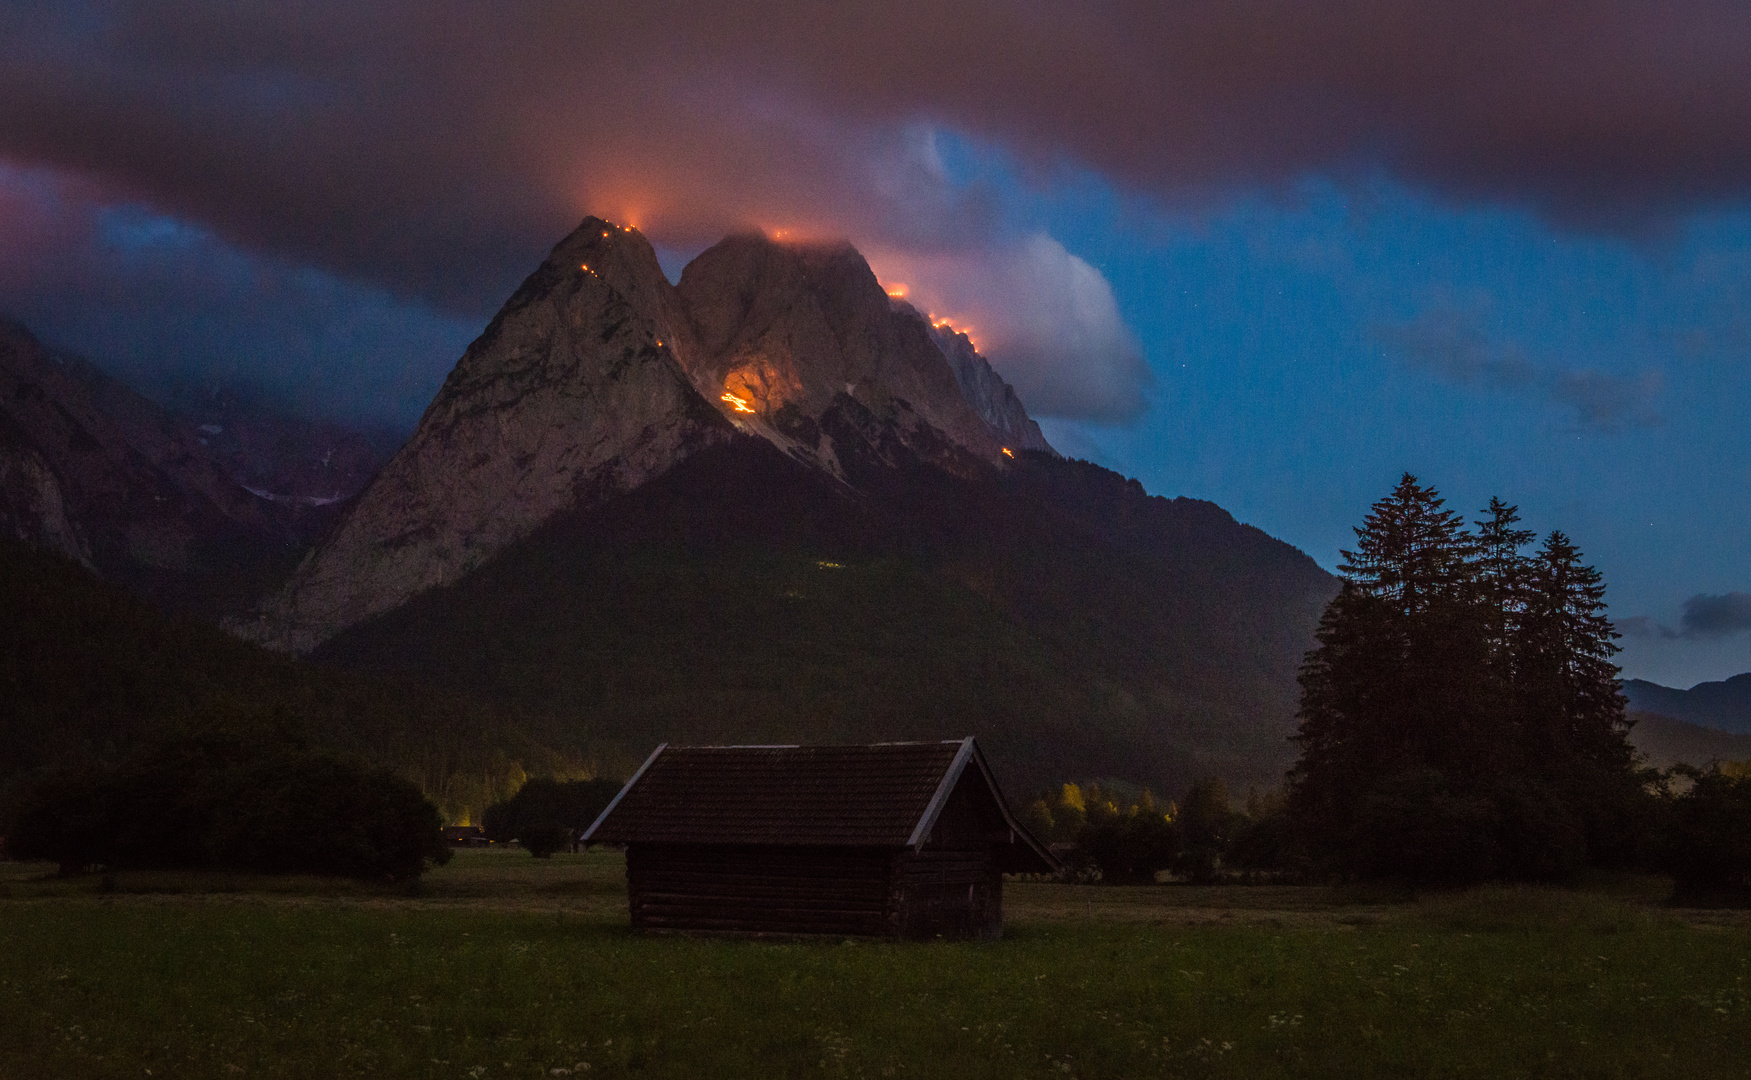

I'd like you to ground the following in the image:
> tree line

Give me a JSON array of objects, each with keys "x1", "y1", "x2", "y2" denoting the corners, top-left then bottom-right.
[{"x1": 1028, "y1": 475, "x2": 1751, "y2": 901}]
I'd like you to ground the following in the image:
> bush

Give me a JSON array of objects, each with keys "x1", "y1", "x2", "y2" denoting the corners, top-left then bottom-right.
[
  {"x1": 5, "y1": 731, "x2": 450, "y2": 881},
  {"x1": 1662, "y1": 766, "x2": 1751, "y2": 904},
  {"x1": 1173, "y1": 778, "x2": 1245, "y2": 883},
  {"x1": 481, "y1": 776, "x2": 623, "y2": 857},
  {"x1": 1081, "y1": 812, "x2": 1179, "y2": 884}
]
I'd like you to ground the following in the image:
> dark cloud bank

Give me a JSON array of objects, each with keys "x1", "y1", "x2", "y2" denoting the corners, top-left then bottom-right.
[
  {"x1": 1622, "y1": 593, "x2": 1751, "y2": 640},
  {"x1": 3, "y1": 0, "x2": 1751, "y2": 422},
  {"x1": 1375, "y1": 307, "x2": 1663, "y2": 431}
]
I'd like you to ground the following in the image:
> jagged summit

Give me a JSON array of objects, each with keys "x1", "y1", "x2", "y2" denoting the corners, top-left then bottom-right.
[
  {"x1": 676, "y1": 233, "x2": 1044, "y2": 476},
  {"x1": 240, "y1": 218, "x2": 734, "y2": 652},
  {"x1": 243, "y1": 217, "x2": 1054, "y2": 651},
  {"x1": 924, "y1": 316, "x2": 1053, "y2": 455}
]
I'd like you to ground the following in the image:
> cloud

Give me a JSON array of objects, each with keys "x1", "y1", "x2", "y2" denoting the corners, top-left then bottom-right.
[
  {"x1": 5, "y1": 1, "x2": 1751, "y2": 309},
  {"x1": 0, "y1": 164, "x2": 472, "y2": 430},
  {"x1": 4, "y1": 2, "x2": 1750, "y2": 425},
  {"x1": 869, "y1": 235, "x2": 1152, "y2": 421},
  {"x1": 1678, "y1": 592, "x2": 1751, "y2": 639},
  {"x1": 1621, "y1": 592, "x2": 1751, "y2": 639},
  {"x1": 1375, "y1": 307, "x2": 1662, "y2": 430}
]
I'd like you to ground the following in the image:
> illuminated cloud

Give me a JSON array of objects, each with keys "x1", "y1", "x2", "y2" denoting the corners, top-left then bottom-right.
[
  {"x1": 5, "y1": 1, "x2": 1751, "y2": 309},
  {"x1": 872, "y1": 235, "x2": 1151, "y2": 421}
]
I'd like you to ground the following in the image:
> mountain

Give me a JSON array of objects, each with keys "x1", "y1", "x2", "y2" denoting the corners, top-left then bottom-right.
[
  {"x1": 0, "y1": 320, "x2": 405, "y2": 617},
  {"x1": 239, "y1": 222, "x2": 738, "y2": 652},
  {"x1": 0, "y1": 321, "x2": 336, "y2": 614},
  {"x1": 245, "y1": 221, "x2": 1061, "y2": 651},
  {"x1": 312, "y1": 436, "x2": 1335, "y2": 795},
  {"x1": 1624, "y1": 674, "x2": 1751, "y2": 734},
  {"x1": 229, "y1": 216, "x2": 1338, "y2": 795},
  {"x1": 1626, "y1": 711, "x2": 1751, "y2": 770},
  {"x1": 7, "y1": 215, "x2": 1338, "y2": 800},
  {"x1": 157, "y1": 380, "x2": 399, "y2": 509}
]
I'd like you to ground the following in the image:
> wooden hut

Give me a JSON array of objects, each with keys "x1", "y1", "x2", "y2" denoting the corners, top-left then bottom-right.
[{"x1": 581, "y1": 738, "x2": 1057, "y2": 940}]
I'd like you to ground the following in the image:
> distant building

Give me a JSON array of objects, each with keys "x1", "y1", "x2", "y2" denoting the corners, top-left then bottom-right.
[
  {"x1": 442, "y1": 825, "x2": 488, "y2": 847},
  {"x1": 583, "y1": 738, "x2": 1056, "y2": 940}
]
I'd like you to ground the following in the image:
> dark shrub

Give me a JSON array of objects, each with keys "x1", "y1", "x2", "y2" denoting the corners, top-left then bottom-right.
[
  {"x1": 1347, "y1": 768, "x2": 1502, "y2": 885},
  {"x1": 4, "y1": 732, "x2": 450, "y2": 881},
  {"x1": 518, "y1": 823, "x2": 574, "y2": 859},
  {"x1": 482, "y1": 776, "x2": 622, "y2": 857},
  {"x1": 1490, "y1": 775, "x2": 1588, "y2": 881},
  {"x1": 1082, "y1": 812, "x2": 1179, "y2": 884},
  {"x1": 206, "y1": 756, "x2": 451, "y2": 881},
  {"x1": 1228, "y1": 790, "x2": 1294, "y2": 873},
  {"x1": 1662, "y1": 766, "x2": 1751, "y2": 904},
  {"x1": 1173, "y1": 778, "x2": 1243, "y2": 883}
]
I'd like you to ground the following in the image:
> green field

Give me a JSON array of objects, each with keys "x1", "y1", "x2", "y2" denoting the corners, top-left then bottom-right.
[{"x1": 2, "y1": 851, "x2": 1748, "y2": 1079}]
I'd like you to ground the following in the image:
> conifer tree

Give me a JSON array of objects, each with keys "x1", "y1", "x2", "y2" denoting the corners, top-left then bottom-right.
[
  {"x1": 1289, "y1": 477, "x2": 1639, "y2": 882},
  {"x1": 1474, "y1": 497, "x2": 1536, "y2": 660},
  {"x1": 1291, "y1": 475, "x2": 1503, "y2": 874},
  {"x1": 1339, "y1": 473, "x2": 1476, "y2": 617},
  {"x1": 1514, "y1": 531, "x2": 1632, "y2": 774}
]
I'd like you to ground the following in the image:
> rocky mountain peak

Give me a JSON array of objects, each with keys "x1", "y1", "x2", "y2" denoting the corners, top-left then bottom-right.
[
  {"x1": 675, "y1": 232, "x2": 1046, "y2": 475},
  {"x1": 924, "y1": 316, "x2": 1054, "y2": 455},
  {"x1": 246, "y1": 217, "x2": 1057, "y2": 650},
  {"x1": 241, "y1": 217, "x2": 734, "y2": 652}
]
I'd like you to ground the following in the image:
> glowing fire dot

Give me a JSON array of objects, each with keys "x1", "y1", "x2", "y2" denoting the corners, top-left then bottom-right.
[
  {"x1": 721, "y1": 392, "x2": 755, "y2": 414},
  {"x1": 1002, "y1": 448, "x2": 1014, "y2": 458},
  {"x1": 885, "y1": 283, "x2": 909, "y2": 299}
]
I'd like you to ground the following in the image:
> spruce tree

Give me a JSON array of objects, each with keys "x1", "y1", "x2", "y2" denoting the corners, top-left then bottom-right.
[
  {"x1": 1289, "y1": 478, "x2": 1639, "y2": 882},
  {"x1": 1291, "y1": 475, "x2": 1504, "y2": 877},
  {"x1": 1339, "y1": 473, "x2": 1476, "y2": 617},
  {"x1": 1474, "y1": 497, "x2": 1536, "y2": 661},
  {"x1": 1515, "y1": 531, "x2": 1632, "y2": 776}
]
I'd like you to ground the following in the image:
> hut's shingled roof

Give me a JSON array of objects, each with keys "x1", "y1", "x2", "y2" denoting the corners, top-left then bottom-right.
[{"x1": 584, "y1": 741, "x2": 968, "y2": 846}]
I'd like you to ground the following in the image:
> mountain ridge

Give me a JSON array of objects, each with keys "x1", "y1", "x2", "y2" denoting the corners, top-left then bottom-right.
[
  {"x1": 2, "y1": 214, "x2": 1343, "y2": 802},
  {"x1": 244, "y1": 218, "x2": 1059, "y2": 651},
  {"x1": 0, "y1": 319, "x2": 366, "y2": 615},
  {"x1": 1624, "y1": 674, "x2": 1751, "y2": 734}
]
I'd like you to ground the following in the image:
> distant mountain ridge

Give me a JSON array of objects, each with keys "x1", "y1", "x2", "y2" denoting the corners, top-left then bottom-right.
[
  {"x1": 1627, "y1": 710, "x2": 1751, "y2": 771},
  {"x1": 0, "y1": 320, "x2": 387, "y2": 615},
  {"x1": 1624, "y1": 674, "x2": 1751, "y2": 734}
]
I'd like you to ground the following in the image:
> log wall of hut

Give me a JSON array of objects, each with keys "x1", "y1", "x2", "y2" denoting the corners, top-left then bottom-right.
[
  {"x1": 627, "y1": 844, "x2": 895, "y2": 937},
  {"x1": 625, "y1": 843, "x2": 1003, "y2": 940},
  {"x1": 892, "y1": 848, "x2": 1002, "y2": 941}
]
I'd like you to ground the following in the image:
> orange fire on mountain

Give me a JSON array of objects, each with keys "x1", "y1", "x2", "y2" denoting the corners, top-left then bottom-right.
[
  {"x1": 929, "y1": 314, "x2": 979, "y2": 353},
  {"x1": 876, "y1": 277, "x2": 981, "y2": 352}
]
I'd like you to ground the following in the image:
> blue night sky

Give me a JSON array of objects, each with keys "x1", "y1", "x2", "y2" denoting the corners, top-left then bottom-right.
[{"x1": 2, "y1": 1, "x2": 1748, "y2": 686}]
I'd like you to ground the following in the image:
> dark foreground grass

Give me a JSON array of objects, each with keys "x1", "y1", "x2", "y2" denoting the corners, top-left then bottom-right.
[{"x1": 1, "y1": 854, "x2": 1748, "y2": 1079}]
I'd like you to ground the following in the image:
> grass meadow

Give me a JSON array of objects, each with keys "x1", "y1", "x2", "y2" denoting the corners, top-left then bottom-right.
[{"x1": 2, "y1": 850, "x2": 1749, "y2": 1079}]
